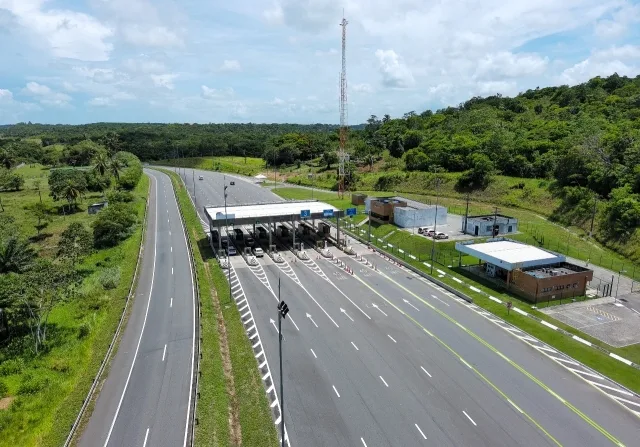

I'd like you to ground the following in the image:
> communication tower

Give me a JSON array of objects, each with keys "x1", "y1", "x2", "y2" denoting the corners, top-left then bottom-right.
[{"x1": 338, "y1": 15, "x2": 349, "y2": 199}]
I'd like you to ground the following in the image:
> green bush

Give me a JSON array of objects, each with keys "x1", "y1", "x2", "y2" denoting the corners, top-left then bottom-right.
[
  {"x1": 106, "y1": 189, "x2": 134, "y2": 203},
  {"x1": 114, "y1": 151, "x2": 142, "y2": 190},
  {"x1": 98, "y1": 267, "x2": 121, "y2": 290},
  {"x1": 92, "y1": 203, "x2": 136, "y2": 248},
  {"x1": 78, "y1": 321, "x2": 91, "y2": 339},
  {"x1": 0, "y1": 380, "x2": 8, "y2": 398},
  {"x1": 18, "y1": 374, "x2": 50, "y2": 395},
  {"x1": 0, "y1": 358, "x2": 25, "y2": 376}
]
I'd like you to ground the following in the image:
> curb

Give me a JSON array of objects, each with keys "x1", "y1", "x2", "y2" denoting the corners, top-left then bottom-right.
[{"x1": 64, "y1": 175, "x2": 151, "y2": 446}]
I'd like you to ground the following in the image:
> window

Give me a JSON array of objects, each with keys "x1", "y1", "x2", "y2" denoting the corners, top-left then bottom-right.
[
  {"x1": 507, "y1": 225, "x2": 512, "y2": 232},
  {"x1": 486, "y1": 225, "x2": 493, "y2": 232}
]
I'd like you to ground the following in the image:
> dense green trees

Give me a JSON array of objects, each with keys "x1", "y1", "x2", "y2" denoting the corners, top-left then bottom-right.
[{"x1": 92, "y1": 203, "x2": 137, "y2": 248}]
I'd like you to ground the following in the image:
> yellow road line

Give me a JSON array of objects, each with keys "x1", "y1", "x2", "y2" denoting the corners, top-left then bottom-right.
[{"x1": 365, "y1": 267, "x2": 625, "y2": 447}]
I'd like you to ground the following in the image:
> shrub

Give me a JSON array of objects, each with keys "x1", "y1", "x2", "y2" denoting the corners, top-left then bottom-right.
[
  {"x1": 99, "y1": 267, "x2": 121, "y2": 290},
  {"x1": 0, "y1": 358, "x2": 25, "y2": 376},
  {"x1": 114, "y1": 151, "x2": 143, "y2": 190},
  {"x1": 0, "y1": 380, "x2": 8, "y2": 398},
  {"x1": 78, "y1": 321, "x2": 91, "y2": 339},
  {"x1": 92, "y1": 203, "x2": 136, "y2": 248},
  {"x1": 106, "y1": 189, "x2": 134, "y2": 203},
  {"x1": 375, "y1": 172, "x2": 404, "y2": 191},
  {"x1": 18, "y1": 374, "x2": 50, "y2": 395}
]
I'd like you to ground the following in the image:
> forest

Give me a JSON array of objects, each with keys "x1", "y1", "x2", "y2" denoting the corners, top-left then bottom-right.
[{"x1": 1, "y1": 72, "x2": 640, "y2": 247}]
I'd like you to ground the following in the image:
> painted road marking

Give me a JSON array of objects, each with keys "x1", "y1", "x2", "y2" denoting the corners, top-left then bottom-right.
[
  {"x1": 171, "y1": 246, "x2": 172, "y2": 253},
  {"x1": 567, "y1": 368, "x2": 602, "y2": 380},
  {"x1": 372, "y1": 303, "x2": 388, "y2": 316},
  {"x1": 143, "y1": 427, "x2": 150, "y2": 447},
  {"x1": 333, "y1": 385, "x2": 340, "y2": 397},
  {"x1": 170, "y1": 298, "x2": 173, "y2": 308},
  {"x1": 460, "y1": 358, "x2": 472, "y2": 369},
  {"x1": 430, "y1": 294, "x2": 450, "y2": 307},
  {"x1": 351, "y1": 342, "x2": 359, "y2": 351},
  {"x1": 387, "y1": 334, "x2": 397, "y2": 343},
  {"x1": 463, "y1": 410, "x2": 477, "y2": 426},
  {"x1": 508, "y1": 399, "x2": 524, "y2": 413},
  {"x1": 421, "y1": 366, "x2": 432, "y2": 378},
  {"x1": 380, "y1": 376, "x2": 389, "y2": 387},
  {"x1": 587, "y1": 381, "x2": 634, "y2": 397},
  {"x1": 171, "y1": 267, "x2": 174, "y2": 275},
  {"x1": 550, "y1": 356, "x2": 579, "y2": 366},
  {"x1": 310, "y1": 349, "x2": 317, "y2": 359},
  {"x1": 340, "y1": 308, "x2": 354, "y2": 322},
  {"x1": 415, "y1": 423, "x2": 427, "y2": 439},
  {"x1": 361, "y1": 438, "x2": 368, "y2": 447},
  {"x1": 162, "y1": 344, "x2": 167, "y2": 362},
  {"x1": 535, "y1": 345, "x2": 557, "y2": 353},
  {"x1": 403, "y1": 299, "x2": 420, "y2": 311}
]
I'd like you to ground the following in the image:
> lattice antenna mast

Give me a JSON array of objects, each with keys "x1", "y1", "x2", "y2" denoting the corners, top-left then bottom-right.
[{"x1": 338, "y1": 15, "x2": 349, "y2": 198}]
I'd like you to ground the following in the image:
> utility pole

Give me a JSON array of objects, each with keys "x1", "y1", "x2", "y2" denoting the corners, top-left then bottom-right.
[
  {"x1": 492, "y1": 206, "x2": 500, "y2": 238},
  {"x1": 589, "y1": 195, "x2": 598, "y2": 237},
  {"x1": 368, "y1": 208, "x2": 372, "y2": 244},
  {"x1": 430, "y1": 176, "x2": 440, "y2": 275},
  {"x1": 338, "y1": 15, "x2": 349, "y2": 200},
  {"x1": 276, "y1": 278, "x2": 289, "y2": 447},
  {"x1": 463, "y1": 191, "x2": 470, "y2": 234},
  {"x1": 224, "y1": 176, "x2": 232, "y2": 301}
]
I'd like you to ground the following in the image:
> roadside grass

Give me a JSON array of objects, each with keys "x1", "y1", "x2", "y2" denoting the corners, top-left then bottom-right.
[
  {"x1": 161, "y1": 169, "x2": 278, "y2": 447},
  {"x1": 0, "y1": 168, "x2": 149, "y2": 447},
  {"x1": 344, "y1": 224, "x2": 640, "y2": 394},
  {"x1": 156, "y1": 156, "x2": 266, "y2": 177}
]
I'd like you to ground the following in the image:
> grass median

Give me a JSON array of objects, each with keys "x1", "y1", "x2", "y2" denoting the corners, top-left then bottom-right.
[{"x1": 160, "y1": 168, "x2": 278, "y2": 447}]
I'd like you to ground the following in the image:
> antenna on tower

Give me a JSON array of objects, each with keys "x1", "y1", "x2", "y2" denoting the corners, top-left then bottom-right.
[{"x1": 338, "y1": 13, "x2": 349, "y2": 199}]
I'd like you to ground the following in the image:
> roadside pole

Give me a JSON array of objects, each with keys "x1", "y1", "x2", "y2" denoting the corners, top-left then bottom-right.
[{"x1": 276, "y1": 278, "x2": 289, "y2": 447}]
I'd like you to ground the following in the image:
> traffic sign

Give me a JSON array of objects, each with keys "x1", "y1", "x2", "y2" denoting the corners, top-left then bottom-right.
[
  {"x1": 300, "y1": 209, "x2": 311, "y2": 218},
  {"x1": 323, "y1": 209, "x2": 334, "y2": 218},
  {"x1": 346, "y1": 207, "x2": 356, "y2": 216}
]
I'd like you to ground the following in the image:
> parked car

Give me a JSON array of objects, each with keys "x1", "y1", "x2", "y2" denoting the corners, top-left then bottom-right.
[
  {"x1": 227, "y1": 245, "x2": 237, "y2": 256},
  {"x1": 245, "y1": 236, "x2": 255, "y2": 247},
  {"x1": 230, "y1": 181, "x2": 235, "y2": 185},
  {"x1": 234, "y1": 228, "x2": 244, "y2": 241},
  {"x1": 253, "y1": 247, "x2": 264, "y2": 257},
  {"x1": 418, "y1": 227, "x2": 432, "y2": 234},
  {"x1": 434, "y1": 232, "x2": 449, "y2": 239},
  {"x1": 257, "y1": 227, "x2": 267, "y2": 239},
  {"x1": 198, "y1": 175, "x2": 204, "y2": 180},
  {"x1": 426, "y1": 229, "x2": 436, "y2": 237}
]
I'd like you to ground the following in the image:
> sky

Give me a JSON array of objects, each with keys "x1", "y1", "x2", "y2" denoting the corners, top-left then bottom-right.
[{"x1": 0, "y1": 0, "x2": 639, "y2": 125}]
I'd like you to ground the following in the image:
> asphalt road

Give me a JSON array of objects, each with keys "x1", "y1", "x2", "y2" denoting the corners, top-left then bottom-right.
[
  {"x1": 80, "y1": 170, "x2": 195, "y2": 447},
  {"x1": 170, "y1": 166, "x2": 640, "y2": 446}
]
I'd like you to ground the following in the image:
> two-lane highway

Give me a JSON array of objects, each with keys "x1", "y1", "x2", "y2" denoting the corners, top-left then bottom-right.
[{"x1": 80, "y1": 170, "x2": 195, "y2": 447}]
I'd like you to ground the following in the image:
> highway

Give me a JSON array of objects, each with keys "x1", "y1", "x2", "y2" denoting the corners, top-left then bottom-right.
[
  {"x1": 80, "y1": 170, "x2": 195, "y2": 447},
  {"x1": 173, "y1": 166, "x2": 640, "y2": 446}
]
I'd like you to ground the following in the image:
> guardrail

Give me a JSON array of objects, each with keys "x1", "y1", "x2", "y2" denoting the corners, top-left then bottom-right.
[{"x1": 64, "y1": 176, "x2": 151, "y2": 446}]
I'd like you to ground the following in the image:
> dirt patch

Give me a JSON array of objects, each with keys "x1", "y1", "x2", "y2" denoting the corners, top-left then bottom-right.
[
  {"x1": 0, "y1": 396, "x2": 15, "y2": 410},
  {"x1": 203, "y1": 259, "x2": 242, "y2": 446}
]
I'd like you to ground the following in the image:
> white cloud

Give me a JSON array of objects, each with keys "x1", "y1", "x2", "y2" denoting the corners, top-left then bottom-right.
[
  {"x1": 201, "y1": 86, "x2": 235, "y2": 99},
  {"x1": 375, "y1": 49, "x2": 414, "y2": 88},
  {"x1": 21, "y1": 81, "x2": 72, "y2": 107},
  {"x1": 151, "y1": 74, "x2": 178, "y2": 89},
  {"x1": 476, "y1": 80, "x2": 518, "y2": 96},
  {"x1": 1, "y1": 0, "x2": 113, "y2": 61},
  {"x1": 559, "y1": 45, "x2": 640, "y2": 85},
  {"x1": 87, "y1": 91, "x2": 136, "y2": 107},
  {"x1": 219, "y1": 59, "x2": 242, "y2": 72},
  {"x1": 121, "y1": 25, "x2": 183, "y2": 47},
  {"x1": 474, "y1": 52, "x2": 548, "y2": 80},
  {"x1": 594, "y1": 2, "x2": 640, "y2": 39},
  {"x1": 263, "y1": 0, "x2": 340, "y2": 31},
  {"x1": 0, "y1": 89, "x2": 13, "y2": 101},
  {"x1": 72, "y1": 67, "x2": 119, "y2": 84},
  {"x1": 123, "y1": 58, "x2": 166, "y2": 74},
  {"x1": 314, "y1": 48, "x2": 338, "y2": 56},
  {"x1": 352, "y1": 83, "x2": 373, "y2": 93},
  {"x1": 271, "y1": 97, "x2": 286, "y2": 105},
  {"x1": 62, "y1": 82, "x2": 78, "y2": 92}
]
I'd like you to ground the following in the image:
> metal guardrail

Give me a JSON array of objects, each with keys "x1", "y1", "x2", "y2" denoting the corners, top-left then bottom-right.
[{"x1": 64, "y1": 176, "x2": 152, "y2": 446}]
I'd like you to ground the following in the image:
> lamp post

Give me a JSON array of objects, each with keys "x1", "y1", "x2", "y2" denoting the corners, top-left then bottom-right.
[
  {"x1": 308, "y1": 173, "x2": 315, "y2": 199},
  {"x1": 615, "y1": 269, "x2": 627, "y2": 302},
  {"x1": 276, "y1": 278, "x2": 289, "y2": 447},
  {"x1": 224, "y1": 175, "x2": 232, "y2": 301},
  {"x1": 430, "y1": 175, "x2": 440, "y2": 275}
]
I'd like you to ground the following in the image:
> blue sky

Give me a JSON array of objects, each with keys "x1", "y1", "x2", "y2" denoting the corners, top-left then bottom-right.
[{"x1": 1, "y1": 0, "x2": 639, "y2": 125}]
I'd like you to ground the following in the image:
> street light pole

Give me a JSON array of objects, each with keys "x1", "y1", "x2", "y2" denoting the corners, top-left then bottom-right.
[
  {"x1": 224, "y1": 175, "x2": 231, "y2": 301},
  {"x1": 368, "y1": 208, "x2": 371, "y2": 244},
  {"x1": 431, "y1": 176, "x2": 440, "y2": 275},
  {"x1": 276, "y1": 279, "x2": 289, "y2": 447},
  {"x1": 615, "y1": 269, "x2": 626, "y2": 302}
]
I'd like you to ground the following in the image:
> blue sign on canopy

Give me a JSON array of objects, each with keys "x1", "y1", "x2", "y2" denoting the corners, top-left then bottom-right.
[
  {"x1": 300, "y1": 209, "x2": 311, "y2": 218},
  {"x1": 323, "y1": 209, "x2": 334, "y2": 218},
  {"x1": 346, "y1": 207, "x2": 357, "y2": 216}
]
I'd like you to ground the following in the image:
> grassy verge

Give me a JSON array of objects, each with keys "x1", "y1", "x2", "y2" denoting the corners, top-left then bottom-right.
[
  {"x1": 156, "y1": 156, "x2": 266, "y2": 177},
  {"x1": 160, "y1": 169, "x2": 278, "y2": 447},
  {"x1": 0, "y1": 168, "x2": 149, "y2": 447}
]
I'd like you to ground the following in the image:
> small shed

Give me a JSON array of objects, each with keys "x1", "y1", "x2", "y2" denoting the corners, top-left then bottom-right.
[
  {"x1": 88, "y1": 201, "x2": 108, "y2": 215},
  {"x1": 352, "y1": 193, "x2": 367, "y2": 206}
]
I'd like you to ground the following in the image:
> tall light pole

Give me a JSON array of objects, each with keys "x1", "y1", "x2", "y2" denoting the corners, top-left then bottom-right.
[
  {"x1": 430, "y1": 175, "x2": 440, "y2": 275},
  {"x1": 615, "y1": 269, "x2": 627, "y2": 302},
  {"x1": 276, "y1": 278, "x2": 289, "y2": 447},
  {"x1": 224, "y1": 175, "x2": 231, "y2": 301}
]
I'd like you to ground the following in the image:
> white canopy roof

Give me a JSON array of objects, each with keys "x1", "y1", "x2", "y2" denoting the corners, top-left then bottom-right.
[
  {"x1": 204, "y1": 200, "x2": 341, "y2": 225},
  {"x1": 455, "y1": 240, "x2": 564, "y2": 271}
]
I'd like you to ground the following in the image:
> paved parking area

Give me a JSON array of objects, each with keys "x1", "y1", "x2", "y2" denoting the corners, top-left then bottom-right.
[{"x1": 540, "y1": 297, "x2": 640, "y2": 347}]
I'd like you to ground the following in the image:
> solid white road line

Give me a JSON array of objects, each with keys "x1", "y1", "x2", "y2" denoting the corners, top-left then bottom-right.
[
  {"x1": 587, "y1": 381, "x2": 634, "y2": 397},
  {"x1": 387, "y1": 334, "x2": 397, "y2": 343},
  {"x1": 361, "y1": 438, "x2": 368, "y2": 447},
  {"x1": 103, "y1": 176, "x2": 159, "y2": 447},
  {"x1": 172, "y1": 267, "x2": 174, "y2": 275},
  {"x1": 143, "y1": 427, "x2": 150, "y2": 447},
  {"x1": 415, "y1": 423, "x2": 427, "y2": 440},
  {"x1": 351, "y1": 341, "x2": 359, "y2": 351},
  {"x1": 333, "y1": 385, "x2": 340, "y2": 397},
  {"x1": 380, "y1": 376, "x2": 389, "y2": 387},
  {"x1": 460, "y1": 358, "x2": 472, "y2": 369},
  {"x1": 170, "y1": 298, "x2": 173, "y2": 308},
  {"x1": 430, "y1": 294, "x2": 450, "y2": 307},
  {"x1": 171, "y1": 246, "x2": 173, "y2": 253},
  {"x1": 310, "y1": 348, "x2": 317, "y2": 359},
  {"x1": 162, "y1": 344, "x2": 167, "y2": 362},
  {"x1": 508, "y1": 399, "x2": 524, "y2": 413},
  {"x1": 463, "y1": 410, "x2": 477, "y2": 426},
  {"x1": 421, "y1": 366, "x2": 432, "y2": 378}
]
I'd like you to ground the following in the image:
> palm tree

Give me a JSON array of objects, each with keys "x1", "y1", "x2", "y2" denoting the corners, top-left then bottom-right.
[
  {"x1": 109, "y1": 157, "x2": 124, "y2": 183},
  {"x1": 61, "y1": 179, "x2": 81, "y2": 212},
  {"x1": 93, "y1": 151, "x2": 110, "y2": 177},
  {"x1": 0, "y1": 237, "x2": 36, "y2": 273},
  {"x1": 0, "y1": 149, "x2": 14, "y2": 169}
]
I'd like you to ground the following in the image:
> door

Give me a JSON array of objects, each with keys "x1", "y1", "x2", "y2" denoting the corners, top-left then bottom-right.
[{"x1": 474, "y1": 225, "x2": 479, "y2": 236}]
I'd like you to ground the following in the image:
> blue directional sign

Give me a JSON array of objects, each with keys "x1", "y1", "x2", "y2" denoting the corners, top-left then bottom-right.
[
  {"x1": 346, "y1": 207, "x2": 357, "y2": 216},
  {"x1": 323, "y1": 209, "x2": 334, "y2": 218},
  {"x1": 300, "y1": 209, "x2": 311, "y2": 218}
]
